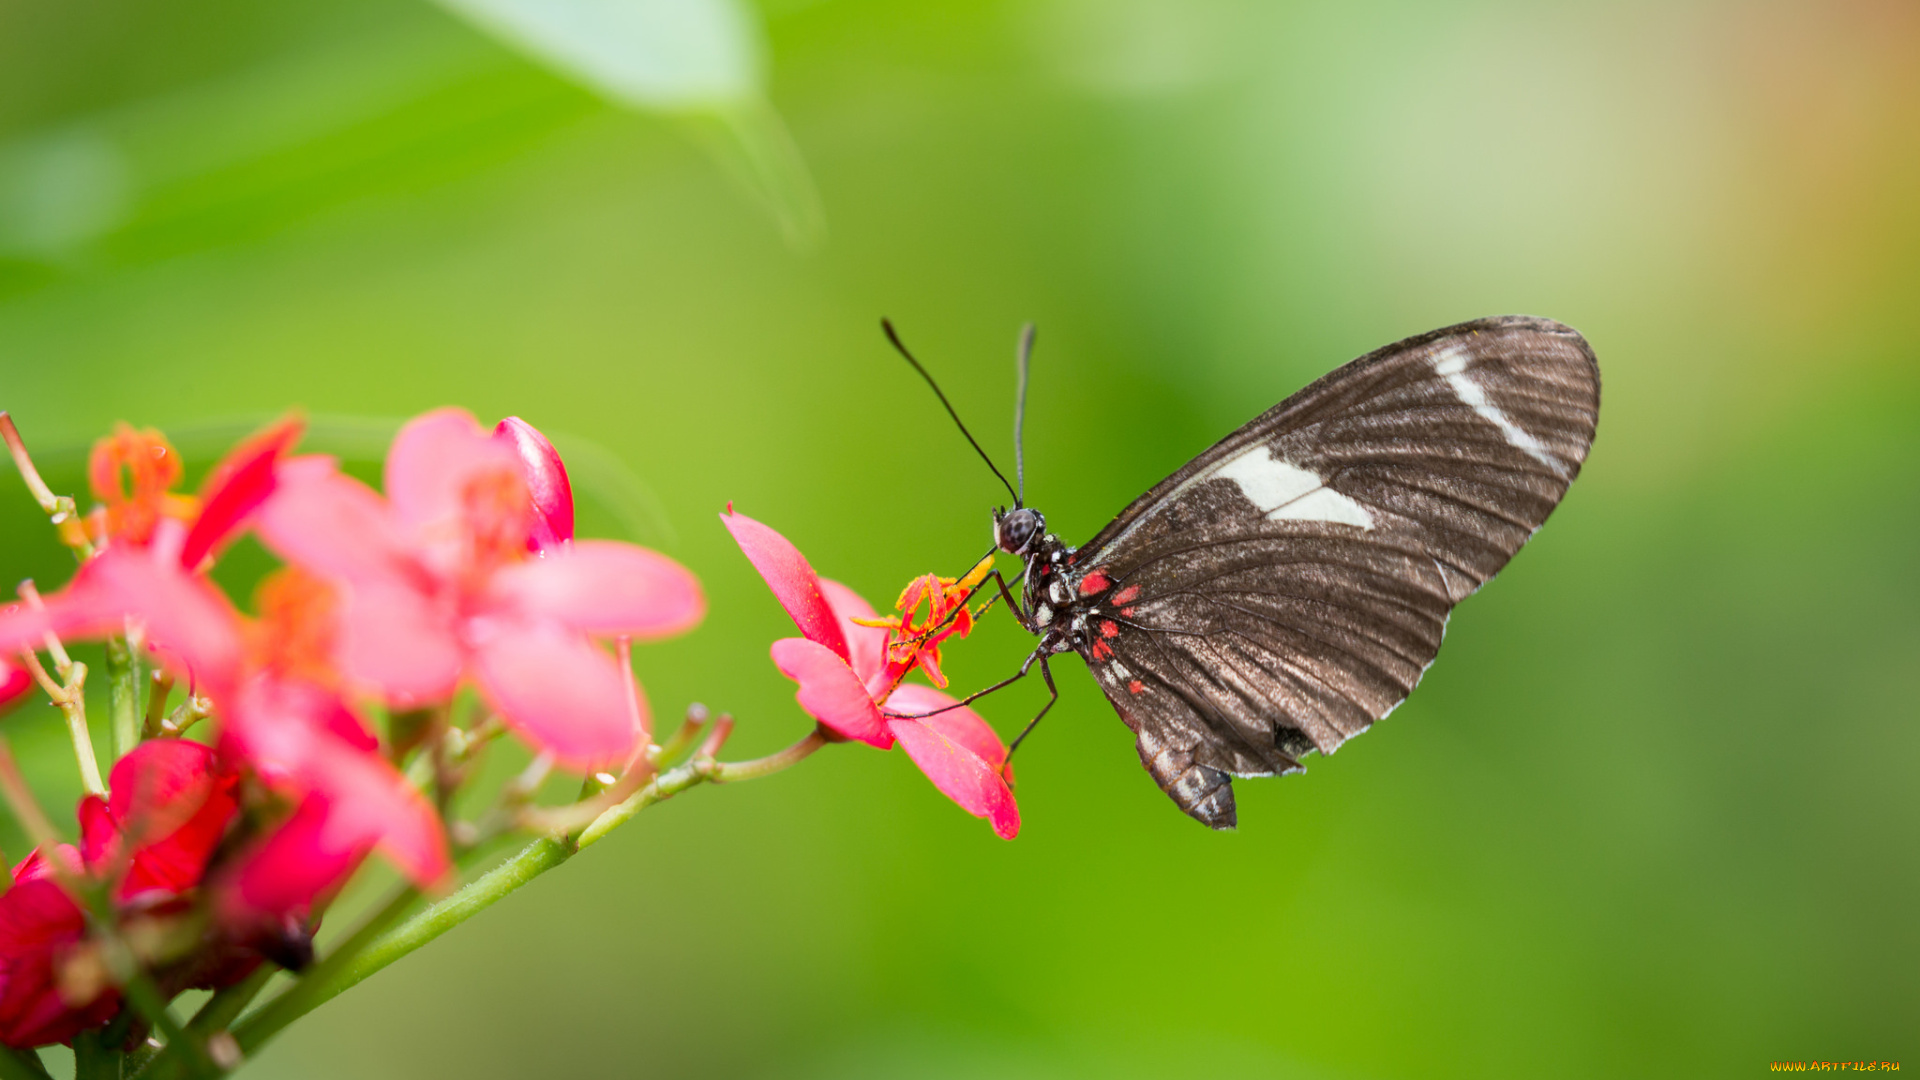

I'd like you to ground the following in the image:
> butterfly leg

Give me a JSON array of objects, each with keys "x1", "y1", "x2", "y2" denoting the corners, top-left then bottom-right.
[
  {"x1": 1004, "y1": 653, "x2": 1059, "y2": 761},
  {"x1": 976, "y1": 567, "x2": 1032, "y2": 631},
  {"x1": 880, "y1": 636, "x2": 1048, "y2": 720}
]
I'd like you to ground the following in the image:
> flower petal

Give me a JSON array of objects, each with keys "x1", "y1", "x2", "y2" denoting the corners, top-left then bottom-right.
[
  {"x1": 819, "y1": 578, "x2": 888, "y2": 691},
  {"x1": 0, "y1": 658, "x2": 32, "y2": 716},
  {"x1": 0, "y1": 874, "x2": 112, "y2": 1049},
  {"x1": 256, "y1": 457, "x2": 413, "y2": 585},
  {"x1": 6, "y1": 549, "x2": 247, "y2": 695},
  {"x1": 769, "y1": 636, "x2": 891, "y2": 748},
  {"x1": 179, "y1": 414, "x2": 304, "y2": 571},
  {"x1": 385, "y1": 408, "x2": 519, "y2": 537},
  {"x1": 885, "y1": 686, "x2": 1018, "y2": 839},
  {"x1": 884, "y1": 684, "x2": 1011, "y2": 769},
  {"x1": 336, "y1": 577, "x2": 463, "y2": 704},
  {"x1": 470, "y1": 621, "x2": 641, "y2": 768},
  {"x1": 226, "y1": 678, "x2": 449, "y2": 887},
  {"x1": 493, "y1": 417, "x2": 574, "y2": 553},
  {"x1": 91, "y1": 740, "x2": 239, "y2": 898},
  {"x1": 721, "y1": 509, "x2": 849, "y2": 660},
  {"x1": 215, "y1": 794, "x2": 368, "y2": 927},
  {"x1": 485, "y1": 540, "x2": 704, "y2": 639}
]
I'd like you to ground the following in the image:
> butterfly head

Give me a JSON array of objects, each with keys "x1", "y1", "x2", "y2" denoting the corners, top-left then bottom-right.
[{"x1": 993, "y1": 506, "x2": 1045, "y2": 556}]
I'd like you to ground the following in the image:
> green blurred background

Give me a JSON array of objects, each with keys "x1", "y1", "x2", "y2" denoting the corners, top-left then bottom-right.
[{"x1": 1, "y1": 0, "x2": 1915, "y2": 1076}]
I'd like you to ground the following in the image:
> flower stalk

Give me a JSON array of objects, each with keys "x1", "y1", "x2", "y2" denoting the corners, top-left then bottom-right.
[
  {"x1": 0, "y1": 412, "x2": 92, "y2": 559},
  {"x1": 105, "y1": 628, "x2": 144, "y2": 762}
]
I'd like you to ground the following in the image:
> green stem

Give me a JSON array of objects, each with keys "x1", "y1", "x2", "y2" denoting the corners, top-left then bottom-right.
[
  {"x1": 208, "y1": 728, "x2": 827, "y2": 1067},
  {"x1": 71, "y1": 1031, "x2": 118, "y2": 1080},
  {"x1": 230, "y1": 886, "x2": 418, "y2": 1050},
  {"x1": 186, "y1": 966, "x2": 275, "y2": 1041},
  {"x1": 0, "y1": 1046, "x2": 51, "y2": 1080},
  {"x1": 141, "y1": 671, "x2": 174, "y2": 740},
  {"x1": 105, "y1": 633, "x2": 142, "y2": 764},
  {"x1": 232, "y1": 843, "x2": 560, "y2": 1055},
  {"x1": 128, "y1": 966, "x2": 275, "y2": 1080},
  {"x1": 577, "y1": 728, "x2": 826, "y2": 850},
  {"x1": 116, "y1": 971, "x2": 208, "y2": 1079},
  {"x1": 56, "y1": 662, "x2": 106, "y2": 796}
]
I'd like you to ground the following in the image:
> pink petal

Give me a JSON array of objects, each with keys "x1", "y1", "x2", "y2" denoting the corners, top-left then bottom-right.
[
  {"x1": 179, "y1": 414, "x2": 304, "y2": 571},
  {"x1": 226, "y1": 678, "x2": 449, "y2": 887},
  {"x1": 885, "y1": 684, "x2": 1010, "y2": 769},
  {"x1": 485, "y1": 540, "x2": 704, "y2": 639},
  {"x1": 769, "y1": 637, "x2": 892, "y2": 749},
  {"x1": 0, "y1": 608, "x2": 51, "y2": 663},
  {"x1": 885, "y1": 686, "x2": 1018, "y2": 840},
  {"x1": 256, "y1": 458, "x2": 414, "y2": 585},
  {"x1": 215, "y1": 794, "x2": 368, "y2": 926},
  {"x1": 19, "y1": 549, "x2": 247, "y2": 695},
  {"x1": 384, "y1": 409, "x2": 519, "y2": 537},
  {"x1": 337, "y1": 577, "x2": 463, "y2": 704},
  {"x1": 0, "y1": 658, "x2": 32, "y2": 715},
  {"x1": 470, "y1": 620, "x2": 641, "y2": 769},
  {"x1": 721, "y1": 509, "x2": 849, "y2": 660},
  {"x1": 819, "y1": 578, "x2": 888, "y2": 692},
  {"x1": 493, "y1": 417, "x2": 574, "y2": 553}
]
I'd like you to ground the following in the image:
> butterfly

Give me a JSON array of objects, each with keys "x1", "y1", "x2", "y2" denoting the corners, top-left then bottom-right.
[{"x1": 892, "y1": 315, "x2": 1601, "y2": 829}]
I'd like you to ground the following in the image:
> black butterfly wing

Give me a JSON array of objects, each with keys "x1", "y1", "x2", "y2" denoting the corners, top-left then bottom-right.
[{"x1": 1072, "y1": 315, "x2": 1600, "y2": 829}]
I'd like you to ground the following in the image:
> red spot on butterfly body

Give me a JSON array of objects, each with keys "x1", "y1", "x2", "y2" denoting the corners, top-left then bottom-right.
[
  {"x1": 1089, "y1": 639, "x2": 1113, "y2": 661},
  {"x1": 1127, "y1": 679, "x2": 1144, "y2": 694},
  {"x1": 1110, "y1": 585, "x2": 1140, "y2": 606},
  {"x1": 1099, "y1": 620, "x2": 1119, "y2": 639},
  {"x1": 1120, "y1": 607, "x2": 1137, "y2": 618},
  {"x1": 1078, "y1": 571, "x2": 1110, "y2": 597}
]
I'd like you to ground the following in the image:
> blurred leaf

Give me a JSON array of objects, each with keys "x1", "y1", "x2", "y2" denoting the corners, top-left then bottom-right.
[
  {"x1": 431, "y1": 0, "x2": 763, "y2": 107},
  {"x1": 430, "y1": 0, "x2": 824, "y2": 248}
]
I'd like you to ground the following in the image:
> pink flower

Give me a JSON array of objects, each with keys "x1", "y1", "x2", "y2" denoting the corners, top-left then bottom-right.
[
  {"x1": 255, "y1": 410, "x2": 703, "y2": 768},
  {"x1": 0, "y1": 550, "x2": 451, "y2": 901},
  {"x1": 722, "y1": 509, "x2": 1018, "y2": 839},
  {"x1": 0, "y1": 420, "x2": 453, "y2": 905}
]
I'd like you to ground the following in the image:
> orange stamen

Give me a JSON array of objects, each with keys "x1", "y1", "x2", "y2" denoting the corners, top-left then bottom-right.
[{"x1": 87, "y1": 424, "x2": 192, "y2": 544}]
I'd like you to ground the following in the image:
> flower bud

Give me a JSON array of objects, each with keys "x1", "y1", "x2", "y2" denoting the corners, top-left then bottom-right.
[{"x1": 492, "y1": 417, "x2": 574, "y2": 554}]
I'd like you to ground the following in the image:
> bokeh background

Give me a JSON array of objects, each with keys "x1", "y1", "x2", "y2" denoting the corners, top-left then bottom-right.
[{"x1": 1, "y1": 0, "x2": 1915, "y2": 1077}]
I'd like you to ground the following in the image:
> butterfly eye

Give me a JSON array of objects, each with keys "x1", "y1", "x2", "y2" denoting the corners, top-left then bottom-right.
[{"x1": 995, "y1": 508, "x2": 1044, "y2": 555}]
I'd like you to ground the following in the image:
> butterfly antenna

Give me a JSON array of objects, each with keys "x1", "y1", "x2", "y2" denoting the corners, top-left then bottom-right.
[
  {"x1": 881, "y1": 319, "x2": 1020, "y2": 506},
  {"x1": 1013, "y1": 322, "x2": 1035, "y2": 508}
]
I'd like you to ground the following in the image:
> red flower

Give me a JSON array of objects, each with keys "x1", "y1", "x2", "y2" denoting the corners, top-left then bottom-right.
[
  {"x1": 722, "y1": 509, "x2": 1018, "y2": 839},
  {"x1": 0, "y1": 741, "x2": 242, "y2": 1049},
  {"x1": 254, "y1": 409, "x2": 704, "y2": 767},
  {"x1": 79, "y1": 740, "x2": 239, "y2": 903},
  {"x1": 0, "y1": 848, "x2": 110, "y2": 1049}
]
